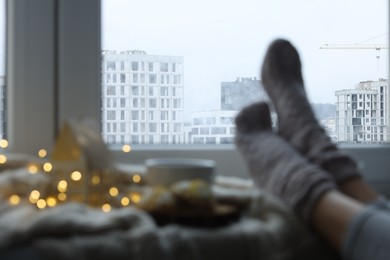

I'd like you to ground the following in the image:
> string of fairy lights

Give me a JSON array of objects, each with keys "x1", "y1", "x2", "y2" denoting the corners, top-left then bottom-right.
[{"x1": 2, "y1": 141, "x2": 144, "y2": 213}]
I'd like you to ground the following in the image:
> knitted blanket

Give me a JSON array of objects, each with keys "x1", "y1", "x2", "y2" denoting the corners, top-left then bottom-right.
[{"x1": 0, "y1": 170, "x2": 339, "y2": 260}]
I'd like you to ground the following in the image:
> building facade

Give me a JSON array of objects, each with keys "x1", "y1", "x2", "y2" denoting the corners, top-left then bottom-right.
[
  {"x1": 221, "y1": 77, "x2": 267, "y2": 111},
  {"x1": 101, "y1": 50, "x2": 184, "y2": 144},
  {"x1": 191, "y1": 110, "x2": 238, "y2": 144},
  {"x1": 190, "y1": 77, "x2": 270, "y2": 144},
  {"x1": 335, "y1": 79, "x2": 389, "y2": 143}
]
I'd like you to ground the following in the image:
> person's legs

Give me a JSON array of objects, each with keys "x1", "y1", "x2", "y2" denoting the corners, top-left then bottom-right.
[
  {"x1": 234, "y1": 102, "x2": 336, "y2": 222},
  {"x1": 260, "y1": 39, "x2": 378, "y2": 203}
]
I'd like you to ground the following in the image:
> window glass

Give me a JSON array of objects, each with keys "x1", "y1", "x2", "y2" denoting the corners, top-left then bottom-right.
[{"x1": 102, "y1": 0, "x2": 388, "y2": 145}]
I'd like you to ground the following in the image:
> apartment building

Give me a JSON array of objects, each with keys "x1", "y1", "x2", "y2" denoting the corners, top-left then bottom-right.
[
  {"x1": 101, "y1": 50, "x2": 184, "y2": 144},
  {"x1": 191, "y1": 110, "x2": 238, "y2": 144},
  {"x1": 190, "y1": 77, "x2": 269, "y2": 144},
  {"x1": 221, "y1": 77, "x2": 267, "y2": 111},
  {"x1": 335, "y1": 79, "x2": 389, "y2": 143}
]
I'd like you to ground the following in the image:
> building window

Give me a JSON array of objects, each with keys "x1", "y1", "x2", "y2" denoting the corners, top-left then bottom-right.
[
  {"x1": 131, "y1": 111, "x2": 139, "y2": 120},
  {"x1": 220, "y1": 137, "x2": 234, "y2": 144},
  {"x1": 149, "y1": 123, "x2": 157, "y2": 132},
  {"x1": 160, "y1": 87, "x2": 168, "y2": 96},
  {"x1": 131, "y1": 61, "x2": 138, "y2": 71},
  {"x1": 149, "y1": 99, "x2": 157, "y2": 108},
  {"x1": 120, "y1": 98, "x2": 126, "y2": 108},
  {"x1": 131, "y1": 86, "x2": 139, "y2": 95},
  {"x1": 161, "y1": 111, "x2": 168, "y2": 120},
  {"x1": 107, "y1": 61, "x2": 116, "y2": 71},
  {"x1": 211, "y1": 127, "x2": 226, "y2": 135},
  {"x1": 120, "y1": 73, "x2": 126, "y2": 83},
  {"x1": 148, "y1": 62, "x2": 153, "y2": 71},
  {"x1": 200, "y1": 127, "x2": 209, "y2": 135},
  {"x1": 173, "y1": 99, "x2": 181, "y2": 109},
  {"x1": 107, "y1": 111, "x2": 116, "y2": 120},
  {"x1": 107, "y1": 85, "x2": 115, "y2": 95},
  {"x1": 193, "y1": 137, "x2": 204, "y2": 144},
  {"x1": 149, "y1": 74, "x2": 157, "y2": 84},
  {"x1": 206, "y1": 137, "x2": 216, "y2": 144},
  {"x1": 173, "y1": 75, "x2": 180, "y2": 85},
  {"x1": 160, "y1": 63, "x2": 168, "y2": 72}
]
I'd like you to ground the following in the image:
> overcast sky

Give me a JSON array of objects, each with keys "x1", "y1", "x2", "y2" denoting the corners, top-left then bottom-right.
[
  {"x1": 101, "y1": 0, "x2": 388, "y2": 113},
  {"x1": 0, "y1": 0, "x2": 388, "y2": 112}
]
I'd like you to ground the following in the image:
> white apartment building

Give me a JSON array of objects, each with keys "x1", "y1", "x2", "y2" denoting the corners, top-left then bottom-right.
[
  {"x1": 335, "y1": 79, "x2": 389, "y2": 143},
  {"x1": 191, "y1": 110, "x2": 238, "y2": 144},
  {"x1": 101, "y1": 50, "x2": 184, "y2": 144}
]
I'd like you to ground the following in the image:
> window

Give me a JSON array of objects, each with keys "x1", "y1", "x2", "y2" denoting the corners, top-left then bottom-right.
[
  {"x1": 120, "y1": 73, "x2": 126, "y2": 83},
  {"x1": 160, "y1": 63, "x2": 168, "y2": 72},
  {"x1": 3, "y1": 1, "x2": 390, "y2": 188},
  {"x1": 131, "y1": 111, "x2": 139, "y2": 120},
  {"x1": 148, "y1": 62, "x2": 154, "y2": 71},
  {"x1": 149, "y1": 123, "x2": 157, "y2": 132},
  {"x1": 107, "y1": 86, "x2": 115, "y2": 95},
  {"x1": 120, "y1": 98, "x2": 126, "y2": 108},
  {"x1": 149, "y1": 99, "x2": 157, "y2": 108},
  {"x1": 131, "y1": 62, "x2": 138, "y2": 71},
  {"x1": 107, "y1": 111, "x2": 116, "y2": 120},
  {"x1": 107, "y1": 61, "x2": 116, "y2": 71},
  {"x1": 149, "y1": 74, "x2": 157, "y2": 84},
  {"x1": 131, "y1": 86, "x2": 139, "y2": 95}
]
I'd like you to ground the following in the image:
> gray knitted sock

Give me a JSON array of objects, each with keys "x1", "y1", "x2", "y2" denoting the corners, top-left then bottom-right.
[
  {"x1": 235, "y1": 102, "x2": 336, "y2": 221},
  {"x1": 261, "y1": 39, "x2": 361, "y2": 184}
]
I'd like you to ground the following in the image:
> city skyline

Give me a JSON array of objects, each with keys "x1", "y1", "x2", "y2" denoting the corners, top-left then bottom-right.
[{"x1": 0, "y1": 0, "x2": 389, "y2": 107}]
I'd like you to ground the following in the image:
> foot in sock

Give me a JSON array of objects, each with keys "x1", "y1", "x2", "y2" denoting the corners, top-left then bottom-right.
[
  {"x1": 261, "y1": 39, "x2": 361, "y2": 184},
  {"x1": 235, "y1": 102, "x2": 336, "y2": 221}
]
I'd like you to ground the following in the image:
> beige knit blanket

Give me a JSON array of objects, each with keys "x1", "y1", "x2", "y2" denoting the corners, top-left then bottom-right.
[{"x1": 0, "y1": 169, "x2": 339, "y2": 260}]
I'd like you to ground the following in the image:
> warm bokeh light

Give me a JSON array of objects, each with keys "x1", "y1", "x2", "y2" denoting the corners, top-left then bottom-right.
[
  {"x1": 101, "y1": 203, "x2": 111, "y2": 212},
  {"x1": 121, "y1": 197, "x2": 130, "y2": 206},
  {"x1": 9, "y1": 194, "x2": 20, "y2": 205},
  {"x1": 130, "y1": 193, "x2": 141, "y2": 203},
  {"x1": 91, "y1": 175, "x2": 101, "y2": 185},
  {"x1": 132, "y1": 174, "x2": 141, "y2": 183},
  {"x1": 36, "y1": 199, "x2": 47, "y2": 209},
  {"x1": 71, "y1": 171, "x2": 82, "y2": 181},
  {"x1": 46, "y1": 197, "x2": 57, "y2": 207},
  {"x1": 43, "y1": 162, "x2": 53, "y2": 172},
  {"x1": 28, "y1": 164, "x2": 39, "y2": 174},
  {"x1": 0, "y1": 154, "x2": 7, "y2": 164},
  {"x1": 0, "y1": 139, "x2": 8, "y2": 149},
  {"x1": 58, "y1": 192, "x2": 67, "y2": 201},
  {"x1": 122, "y1": 144, "x2": 131, "y2": 153},
  {"x1": 30, "y1": 190, "x2": 40, "y2": 200},
  {"x1": 57, "y1": 180, "x2": 68, "y2": 192},
  {"x1": 109, "y1": 187, "x2": 119, "y2": 197},
  {"x1": 38, "y1": 149, "x2": 47, "y2": 158}
]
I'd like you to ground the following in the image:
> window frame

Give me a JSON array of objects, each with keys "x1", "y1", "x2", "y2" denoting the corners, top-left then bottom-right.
[{"x1": 4, "y1": 0, "x2": 390, "y2": 197}]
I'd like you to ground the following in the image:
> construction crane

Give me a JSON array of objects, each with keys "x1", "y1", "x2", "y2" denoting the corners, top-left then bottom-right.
[
  {"x1": 320, "y1": 44, "x2": 388, "y2": 50},
  {"x1": 320, "y1": 43, "x2": 389, "y2": 70}
]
